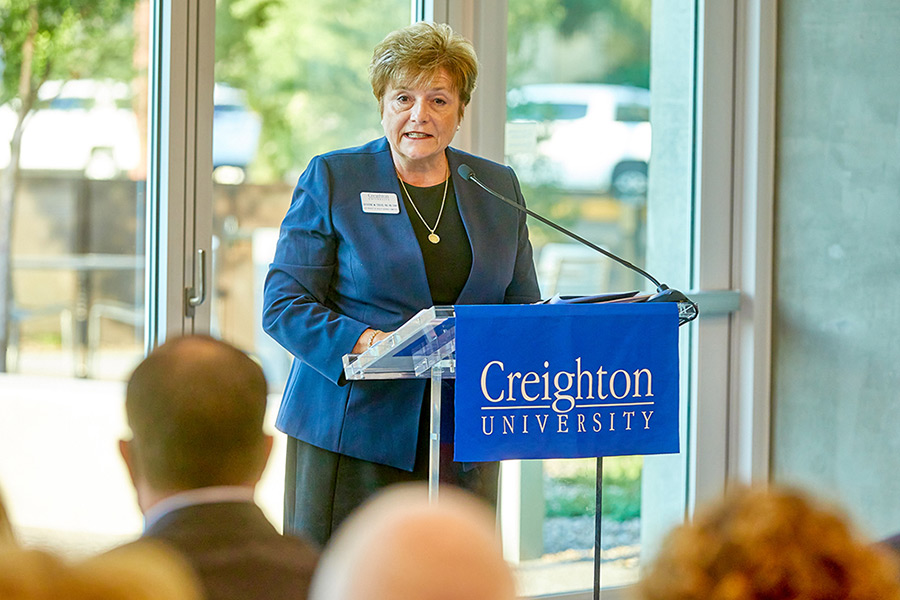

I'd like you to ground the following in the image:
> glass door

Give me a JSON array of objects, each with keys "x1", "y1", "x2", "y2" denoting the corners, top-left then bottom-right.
[{"x1": 0, "y1": 0, "x2": 152, "y2": 554}]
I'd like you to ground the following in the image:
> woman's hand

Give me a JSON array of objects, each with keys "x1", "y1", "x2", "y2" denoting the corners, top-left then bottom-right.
[{"x1": 352, "y1": 328, "x2": 392, "y2": 354}]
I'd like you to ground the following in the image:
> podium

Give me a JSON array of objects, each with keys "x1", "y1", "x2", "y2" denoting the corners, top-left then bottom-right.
[
  {"x1": 343, "y1": 301, "x2": 689, "y2": 599},
  {"x1": 342, "y1": 306, "x2": 457, "y2": 501}
]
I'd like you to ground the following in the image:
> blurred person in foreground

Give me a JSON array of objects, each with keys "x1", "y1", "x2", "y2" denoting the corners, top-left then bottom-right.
[
  {"x1": 263, "y1": 20, "x2": 540, "y2": 547},
  {"x1": 0, "y1": 486, "x2": 15, "y2": 546},
  {"x1": 882, "y1": 532, "x2": 900, "y2": 557},
  {"x1": 0, "y1": 541, "x2": 201, "y2": 600},
  {"x1": 309, "y1": 483, "x2": 516, "y2": 600},
  {"x1": 118, "y1": 335, "x2": 318, "y2": 600},
  {"x1": 635, "y1": 485, "x2": 900, "y2": 600}
]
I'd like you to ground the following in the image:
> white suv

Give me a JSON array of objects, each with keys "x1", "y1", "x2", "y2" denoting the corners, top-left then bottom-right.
[
  {"x1": 506, "y1": 83, "x2": 651, "y2": 199},
  {"x1": 0, "y1": 80, "x2": 261, "y2": 181},
  {"x1": 0, "y1": 79, "x2": 140, "y2": 179}
]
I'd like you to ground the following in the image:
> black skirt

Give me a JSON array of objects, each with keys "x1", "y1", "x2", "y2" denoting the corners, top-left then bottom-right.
[{"x1": 282, "y1": 389, "x2": 499, "y2": 547}]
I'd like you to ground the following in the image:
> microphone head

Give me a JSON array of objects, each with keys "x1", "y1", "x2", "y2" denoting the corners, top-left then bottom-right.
[
  {"x1": 648, "y1": 286, "x2": 699, "y2": 325},
  {"x1": 457, "y1": 164, "x2": 475, "y2": 181},
  {"x1": 648, "y1": 286, "x2": 688, "y2": 304}
]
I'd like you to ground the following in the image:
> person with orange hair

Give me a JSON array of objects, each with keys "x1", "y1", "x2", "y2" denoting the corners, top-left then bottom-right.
[{"x1": 636, "y1": 485, "x2": 900, "y2": 600}]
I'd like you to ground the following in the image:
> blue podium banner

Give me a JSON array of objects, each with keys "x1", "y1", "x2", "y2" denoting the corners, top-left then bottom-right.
[{"x1": 453, "y1": 303, "x2": 680, "y2": 461}]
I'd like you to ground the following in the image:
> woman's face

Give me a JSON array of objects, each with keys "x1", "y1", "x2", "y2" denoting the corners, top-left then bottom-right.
[{"x1": 381, "y1": 70, "x2": 462, "y2": 172}]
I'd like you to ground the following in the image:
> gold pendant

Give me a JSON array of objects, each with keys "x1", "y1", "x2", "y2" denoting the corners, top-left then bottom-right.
[{"x1": 428, "y1": 233, "x2": 440, "y2": 244}]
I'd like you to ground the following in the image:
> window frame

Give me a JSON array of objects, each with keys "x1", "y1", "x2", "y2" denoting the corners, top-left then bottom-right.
[
  {"x1": 149, "y1": 1, "x2": 778, "y2": 598},
  {"x1": 146, "y1": 0, "x2": 215, "y2": 349}
]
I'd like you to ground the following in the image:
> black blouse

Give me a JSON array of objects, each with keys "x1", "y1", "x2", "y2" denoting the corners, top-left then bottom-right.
[{"x1": 399, "y1": 177, "x2": 473, "y2": 305}]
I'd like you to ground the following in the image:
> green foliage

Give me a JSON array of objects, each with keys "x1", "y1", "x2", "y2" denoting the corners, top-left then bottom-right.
[
  {"x1": 213, "y1": 0, "x2": 651, "y2": 181},
  {"x1": 517, "y1": 183, "x2": 582, "y2": 248},
  {"x1": 545, "y1": 456, "x2": 642, "y2": 520},
  {"x1": 215, "y1": 0, "x2": 408, "y2": 182},
  {"x1": 507, "y1": 0, "x2": 565, "y2": 84},
  {"x1": 558, "y1": 0, "x2": 649, "y2": 36},
  {"x1": 0, "y1": 0, "x2": 138, "y2": 107},
  {"x1": 590, "y1": 0, "x2": 651, "y2": 88},
  {"x1": 546, "y1": 489, "x2": 593, "y2": 518},
  {"x1": 599, "y1": 455, "x2": 642, "y2": 520},
  {"x1": 508, "y1": 0, "x2": 650, "y2": 90}
]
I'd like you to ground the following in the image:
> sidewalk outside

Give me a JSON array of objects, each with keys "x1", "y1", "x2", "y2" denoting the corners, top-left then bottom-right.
[{"x1": 0, "y1": 373, "x2": 286, "y2": 557}]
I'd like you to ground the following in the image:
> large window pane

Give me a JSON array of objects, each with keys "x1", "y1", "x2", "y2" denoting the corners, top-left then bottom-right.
[
  {"x1": 212, "y1": 0, "x2": 410, "y2": 365},
  {"x1": 503, "y1": 1, "x2": 695, "y2": 596},
  {"x1": 211, "y1": 0, "x2": 412, "y2": 525},
  {"x1": 0, "y1": 0, "x2": 151, "y2": 554}
]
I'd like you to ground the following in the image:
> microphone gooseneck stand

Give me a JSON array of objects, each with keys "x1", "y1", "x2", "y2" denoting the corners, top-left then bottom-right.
[{"x1": 457, "y1": 164, "x2": 698, "y2": 325}]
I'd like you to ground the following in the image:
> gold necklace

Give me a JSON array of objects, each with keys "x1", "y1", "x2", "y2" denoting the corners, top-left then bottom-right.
[{"x1": 397, "y1": 169, "x2": 449, "y2": 244}]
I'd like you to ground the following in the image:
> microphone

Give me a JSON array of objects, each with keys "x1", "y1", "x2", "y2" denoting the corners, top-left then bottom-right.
[{"x1": 457, "y1": 164, "x2": 698, "y2": 324}]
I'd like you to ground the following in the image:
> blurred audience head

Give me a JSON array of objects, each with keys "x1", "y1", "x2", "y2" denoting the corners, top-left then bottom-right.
[
  {"x1": 0, "y1": 541, "x2": 202, "y2": 600},
  {"x1": 309, "y1": 483, "x2": 515, "y2": 600},
  {"x1": 0, "y1": 487, "x2": 14, "y2": 546},
  {"x1": 636, "y1": 485, "x2": 900, "y2": 600},
  {"x1": 120, "y1": 335, "x2": 271, "y2": 511}
]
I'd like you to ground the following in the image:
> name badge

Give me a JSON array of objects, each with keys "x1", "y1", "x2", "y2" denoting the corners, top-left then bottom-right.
[{"x1": 360, "y1": 192, "x2": 400, "y2": 214}]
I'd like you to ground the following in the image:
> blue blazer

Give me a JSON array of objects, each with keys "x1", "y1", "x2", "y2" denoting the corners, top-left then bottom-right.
[{"x1": 263, "y1": 137, "x2": 541, "y2": 470}]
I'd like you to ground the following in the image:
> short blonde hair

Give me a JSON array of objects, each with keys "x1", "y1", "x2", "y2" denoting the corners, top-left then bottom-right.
[
  {"x1": 636, "y1": 485, "x2": 900, "y2": 600},
  {"x1": 0, "y1": 542, "x2": 202, "y2": 600},
  {"x1": 369, "y1": 21, "x2": 478, "y2": 119}
]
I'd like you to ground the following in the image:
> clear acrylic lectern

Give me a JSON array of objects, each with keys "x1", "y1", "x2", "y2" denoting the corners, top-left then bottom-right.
[
  {"x1": 342, "y1": 306, "x2": 456, "y2": 501},
  {"x1": 344, "y1": 300, "x2": 694, "y2": 600}
]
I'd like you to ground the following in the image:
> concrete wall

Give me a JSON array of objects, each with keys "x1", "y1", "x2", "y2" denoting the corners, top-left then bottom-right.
[{"x1": 772, "y1": 1, "x2": 900, "y2": 537}]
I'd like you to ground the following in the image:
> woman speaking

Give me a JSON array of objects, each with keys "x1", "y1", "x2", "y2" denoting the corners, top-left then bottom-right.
[{"x1": 263, "y1": 21, "x2": 541, "y2": 545}]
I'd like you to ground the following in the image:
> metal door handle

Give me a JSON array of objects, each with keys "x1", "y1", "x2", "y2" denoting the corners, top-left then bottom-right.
[{"x1": 186, "y1": 248, "x2": 206, "y2": 313}]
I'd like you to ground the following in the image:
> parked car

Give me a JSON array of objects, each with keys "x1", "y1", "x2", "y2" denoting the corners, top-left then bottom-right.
[
  {"x1": 0, "y1": 79, "x2": 261, "y2": 181},
  {"x1": 212, "y1": 83, "x2": 262, "y2": 183},
  {"x1": 506, "y1": 83, "x2": 651, "y2": 199},
  {"x1": 0, "y1": 79, "x2": 140, "y2": 179}
]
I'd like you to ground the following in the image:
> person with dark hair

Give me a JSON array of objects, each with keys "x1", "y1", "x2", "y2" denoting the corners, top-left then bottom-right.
[
  {"x1": 263, "y1": 20, "x2": 541, "y2": 547},
  {"x1": 118, "y1": 335, "x2": 317, "y2": 600},
  {"x1": 636, "y1": 485, "x2": 900, "y2": 600}
]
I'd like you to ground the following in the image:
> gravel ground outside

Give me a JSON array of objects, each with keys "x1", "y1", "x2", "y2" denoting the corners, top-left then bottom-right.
[{"x1": 544, "y1": 515, "x2": 640, "y2": 561}]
